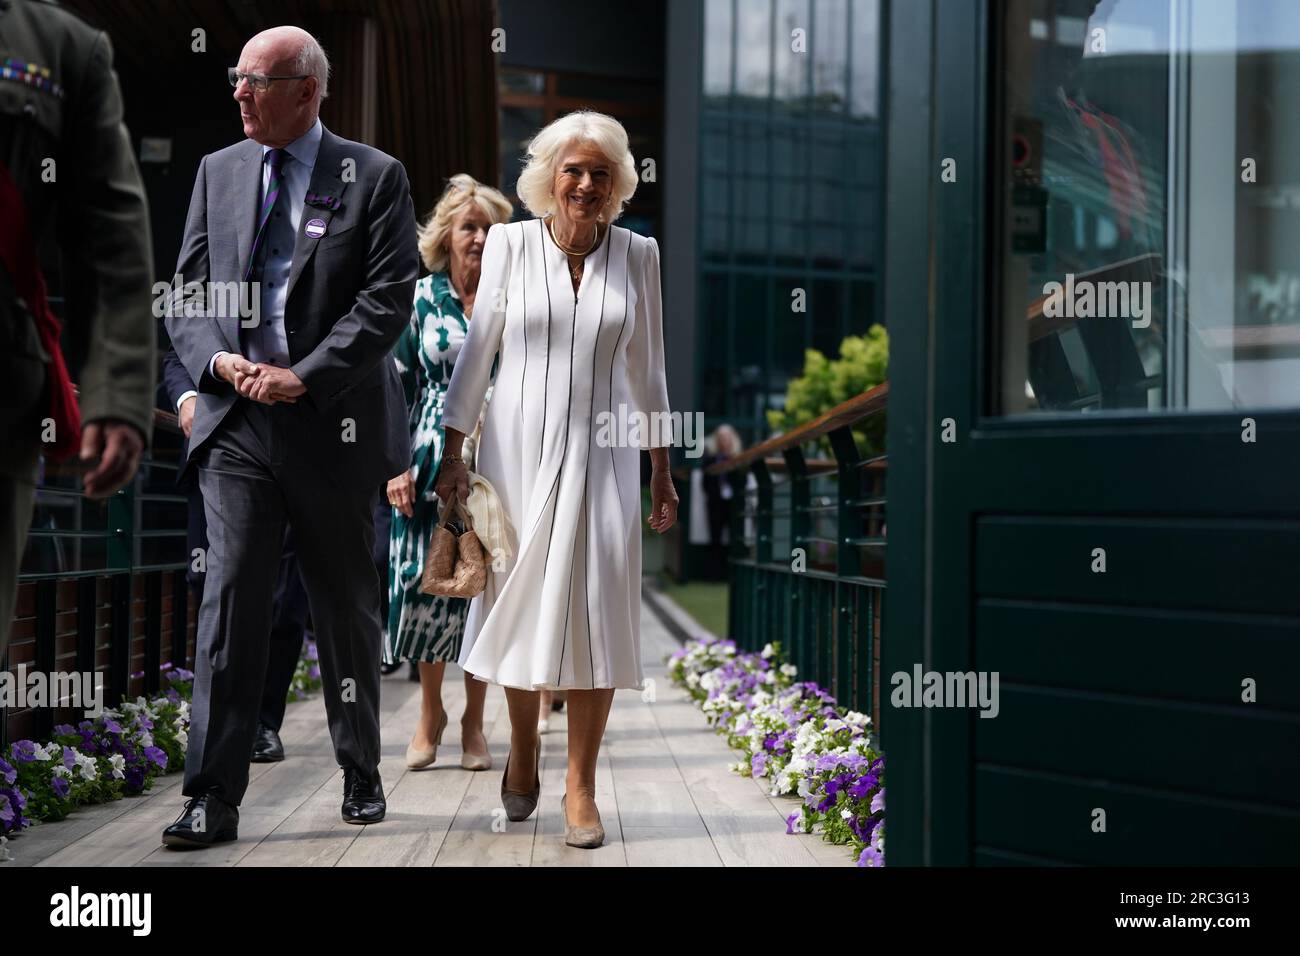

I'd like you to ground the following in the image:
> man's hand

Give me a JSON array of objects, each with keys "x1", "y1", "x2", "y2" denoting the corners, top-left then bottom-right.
[
  {"x1": 214, "y1": 352, "x2": 260, "y2": 394},
  {"x1": 240, "y1": 365, "x2": 306, "y2": 405},
  {"x1": 178, "y1": 395, "x2": 197, "y2": 438},
  {"x1": 387, "y1": 469, "x2": 416, "y2": 517},
  {"x1": 80, "y1": 421, "x2": 145, "y2": 499}
]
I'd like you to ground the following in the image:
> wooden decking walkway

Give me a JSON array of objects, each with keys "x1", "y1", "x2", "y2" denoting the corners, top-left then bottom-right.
[{"x1": 3, "y1": 597, "x2": 850, "y2": 867}]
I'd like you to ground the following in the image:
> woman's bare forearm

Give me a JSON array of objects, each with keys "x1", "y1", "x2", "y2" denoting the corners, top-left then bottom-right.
[{"x1": 442, "y1": 427, "x2": 466, "y2": 458}]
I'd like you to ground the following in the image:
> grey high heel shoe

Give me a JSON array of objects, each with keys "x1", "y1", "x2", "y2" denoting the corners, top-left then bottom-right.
[
  {"x1": 561, "y1": 794, "x2": 605, "y2": 849},
  {"x1": 500, "y1": 741, "x2": 541, "y2": 821}
]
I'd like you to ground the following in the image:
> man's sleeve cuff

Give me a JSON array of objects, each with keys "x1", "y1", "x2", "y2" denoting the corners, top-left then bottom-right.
[{"x1": 175, "y1": 390, "x2": 198, "y2": 411}]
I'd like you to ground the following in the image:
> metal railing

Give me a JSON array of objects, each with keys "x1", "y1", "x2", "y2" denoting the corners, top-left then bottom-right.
[
  {"x1": 706, "y1": 382, "x2": 887, "y2": 724},
  {"x1": 3, "y1": 408, "x2": 194, "y2": 747}
]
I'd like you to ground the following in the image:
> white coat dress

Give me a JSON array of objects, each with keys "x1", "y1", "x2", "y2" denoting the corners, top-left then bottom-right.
[{"x1": 440, "y1": 218, "x2": 672, "y2": 690}]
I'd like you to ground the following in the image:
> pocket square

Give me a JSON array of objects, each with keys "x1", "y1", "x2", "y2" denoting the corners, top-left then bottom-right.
[{"x1": 305, "y1": 192, "x2": 341, "y2": 211}]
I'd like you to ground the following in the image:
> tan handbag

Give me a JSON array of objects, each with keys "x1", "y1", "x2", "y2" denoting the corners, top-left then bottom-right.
[{"x1": 419, "y1": 498, "x2": 488, "y2": 598}]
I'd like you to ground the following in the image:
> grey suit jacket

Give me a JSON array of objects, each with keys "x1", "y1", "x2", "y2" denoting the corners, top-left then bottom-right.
[{"x1": 165, "y1": 125, "x2": 417, "y2": 488}]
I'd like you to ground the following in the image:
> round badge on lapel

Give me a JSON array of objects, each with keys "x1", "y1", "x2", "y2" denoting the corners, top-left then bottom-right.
[{"x1": 305, "y1": 218, "x2": 327, "y2": 239}]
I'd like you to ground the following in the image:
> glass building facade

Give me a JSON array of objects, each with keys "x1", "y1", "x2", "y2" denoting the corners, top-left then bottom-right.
[{"x1": 695, "y1": 0, "x2": 883, "y2": 442}]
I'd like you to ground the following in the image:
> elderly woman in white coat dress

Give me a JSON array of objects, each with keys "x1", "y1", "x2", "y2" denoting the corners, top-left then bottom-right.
[{"x1": 435, "y1": 110, "x2": 678, "y2": 849}]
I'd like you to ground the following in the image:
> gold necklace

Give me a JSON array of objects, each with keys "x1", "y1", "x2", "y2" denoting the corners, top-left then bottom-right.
[{"x1": 549, "y1": 219, "x2": 601, "y2": 283}]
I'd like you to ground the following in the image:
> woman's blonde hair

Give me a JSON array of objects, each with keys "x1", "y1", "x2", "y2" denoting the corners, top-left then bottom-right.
[
  {"x1": 514, "y1": 110, "x2": 638, "y2": 222},
  {"x1": 417, "y1": 174, "x2": 514, "y2": 273}
]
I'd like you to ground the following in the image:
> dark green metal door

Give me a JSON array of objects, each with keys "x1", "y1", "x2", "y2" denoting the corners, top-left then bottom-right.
[{"x1": 884, "y1": 0, "x2": 1300, "y2": 865}]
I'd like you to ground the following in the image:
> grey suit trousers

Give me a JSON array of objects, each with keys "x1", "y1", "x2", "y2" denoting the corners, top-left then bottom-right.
[{"x1": 182, "y1": 399, "x2": 382, "y2": 806}]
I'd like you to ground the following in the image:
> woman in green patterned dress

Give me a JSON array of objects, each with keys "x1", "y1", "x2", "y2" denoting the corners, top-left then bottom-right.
[{"x1": 385, "y1": 175, "x2": 513, "y2": 770}]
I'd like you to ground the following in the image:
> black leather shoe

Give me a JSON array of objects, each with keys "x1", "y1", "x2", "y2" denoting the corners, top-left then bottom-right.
[
  {"x1": 162, "y1": 794, "x2": 239, "y2": 849},
  {"x1": 341, "y1": 767, "x2": 386, "y2": 824},
  {"x1": 250, "y1": 723, "x2": 285, "y2": 763}
]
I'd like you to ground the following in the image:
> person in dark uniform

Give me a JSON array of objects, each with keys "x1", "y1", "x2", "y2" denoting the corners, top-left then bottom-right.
[
  {"x1": 0, "y1": 0, "x2": 155, "y2": 658},
  {"x1": 163, "y1": 346, "x2": 309, "y2": 762}
]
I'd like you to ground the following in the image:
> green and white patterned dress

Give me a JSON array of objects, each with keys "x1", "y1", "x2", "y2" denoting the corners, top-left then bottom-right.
[{"x1": 385, "y1": 271, "x2": 490, "y2": 664}]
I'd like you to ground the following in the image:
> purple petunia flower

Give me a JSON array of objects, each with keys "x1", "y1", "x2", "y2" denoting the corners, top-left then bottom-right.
[
  {"x1": 785, "y1": 811, "x2": 800, "y2": 835},
  {"x1": 871, "y1": 787, "x2": 885, "y2": 814},
  {"x1": 102, "y1": 717, "x2": 124, "y2": 735},
  {"x1": 848, "y1": 774, "x2": 875, "y2": 801},
  {"x1": 62, "y1": 747, "x2": 75, "y2": 770},
  {"x1": 863, "y1": 814, "x2": 882, "y2": 841},
  {"x1": 857, "y1": 846, "x2": 884, "y2": 867},
  {"x1": 0, "y1": 758, "x2": 15, "y2": 785},
  {"x1": 750, "y1": 752, "x2": 768, "y2": 776},
  {"x1": 10, "y1": 740, "x2": 37, "y2": 764},
  {"x1": 143, "y1": 746, "x2": 168, "y2": 770},
  {"x1": 51, "y1": 774, "x2": 70, "y2": 799}
]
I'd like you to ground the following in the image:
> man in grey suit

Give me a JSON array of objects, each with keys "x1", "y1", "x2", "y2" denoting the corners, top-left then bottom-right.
[{"x1": 162, "y1": 26, "x2": 417, "y2": 848}]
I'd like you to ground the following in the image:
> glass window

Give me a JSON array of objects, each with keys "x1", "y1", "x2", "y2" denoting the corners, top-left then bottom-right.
[
  {"x1": 775, "y1": 0, "x2": 811, "y2": 103},
  {"x1": 813, "y1": 0, "x2": 849, "y2": 112},
  {"x1": 850, "y1": 0, "x2": 881, "y2": 117},
  {"x1": 500, "y1": 105, "x2": 544, "y2": 205},
  {"x1": 736, "y1": 0, "x2": 774, "y2": 98},
  {"x1": 499, "y1": 69, "x2": 545, "y2": 96},
  {"x1": 995, "y1": 0, "x2": 1300, "y2": 414},
  {"x1": 704, "y1": 0, "x2": 736, "y2": 98}
]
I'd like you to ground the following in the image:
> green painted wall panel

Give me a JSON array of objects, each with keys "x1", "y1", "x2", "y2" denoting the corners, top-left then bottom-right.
[
  {"x1": 974, "y1": 767, "x2": 1299, "y2": 865},
  {"x1": 976, "y1": 601, "x2": 1300, "y2": 711}
]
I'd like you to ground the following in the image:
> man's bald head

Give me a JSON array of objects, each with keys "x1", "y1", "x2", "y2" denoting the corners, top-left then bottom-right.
[{"x1": 233, "y1": 26, "x2": 330, "y2": 147}]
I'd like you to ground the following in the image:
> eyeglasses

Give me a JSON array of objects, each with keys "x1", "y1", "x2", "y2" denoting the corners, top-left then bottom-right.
[{"x1": 228, "y1": 68, "x2": 310, "y2": 92}]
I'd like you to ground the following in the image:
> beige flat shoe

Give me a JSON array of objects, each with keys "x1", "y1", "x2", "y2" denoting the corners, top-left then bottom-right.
[
  {"x1": 405, "y1": 709, "x2": 448, "y2": 770},
  {"x1": 561, "y1": 794, "x2": 605, "y2": 849}
]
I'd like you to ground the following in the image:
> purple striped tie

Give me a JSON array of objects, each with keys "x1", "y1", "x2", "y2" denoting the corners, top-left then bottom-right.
[{"x1": 244, "y1": 147, "x2": 286, "y2": 281}]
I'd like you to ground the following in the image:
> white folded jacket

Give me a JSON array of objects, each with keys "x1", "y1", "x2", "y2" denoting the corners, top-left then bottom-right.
[{"x1": 464, "y1": 470, "x2": 515, "y2": 568}]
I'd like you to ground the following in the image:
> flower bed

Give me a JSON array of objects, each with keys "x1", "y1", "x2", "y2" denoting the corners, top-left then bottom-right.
[
  {"x1": 287, "y1": 636, "x2": 323, "y2": 702},
  {"x1": 0, "y1": 663, "x2": 193, "y2": 858},
  {"x1": 666, "y1": 637, "x2": 885, "y2": 866}
]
